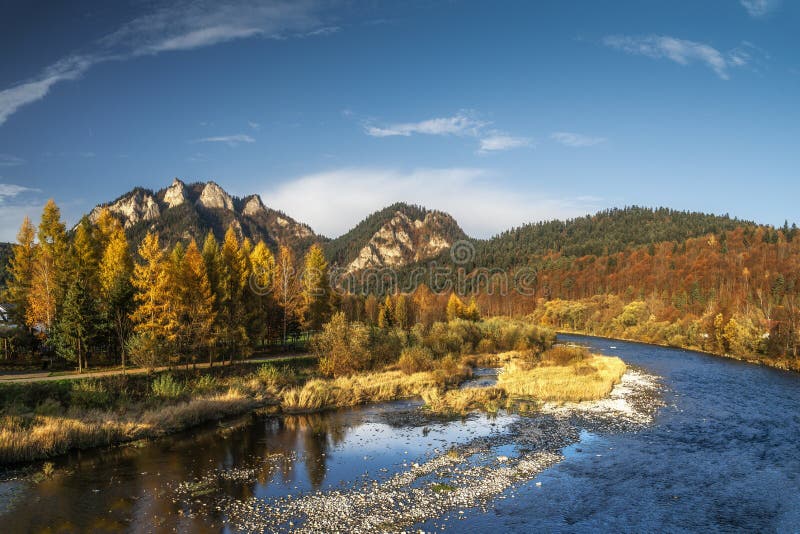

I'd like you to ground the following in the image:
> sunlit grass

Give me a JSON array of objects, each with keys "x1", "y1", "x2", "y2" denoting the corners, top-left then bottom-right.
[{"x1": 498, "y1": 354, "x2": 626, "y2": 402}]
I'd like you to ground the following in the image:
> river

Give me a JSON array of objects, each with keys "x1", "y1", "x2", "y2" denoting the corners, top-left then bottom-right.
[{"x1": 1, "y1": 334, "x2": 799, "y2": 532}]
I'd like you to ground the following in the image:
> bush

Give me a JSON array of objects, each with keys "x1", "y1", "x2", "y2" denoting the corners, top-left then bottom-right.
[
  {"x1": 151, "y1": 374, "x2": 184, "y2": 399},
  {"x1": 70, "y1": 380, "x2": 111, "y2": 409},
  {"x1": 315, "y1": 312, "x2": 372, "y2": 377},
  {"x1": 398, "y1": 346, "x2": 434, "y2": 375},
  {"x1": 191, "y1": 374, "x2": 218, "y2": 394}
]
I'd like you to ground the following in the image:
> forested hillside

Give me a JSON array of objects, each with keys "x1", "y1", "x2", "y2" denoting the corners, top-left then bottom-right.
[{"x1": 474, "y1": 207, "x2": 757, "y2": 269}]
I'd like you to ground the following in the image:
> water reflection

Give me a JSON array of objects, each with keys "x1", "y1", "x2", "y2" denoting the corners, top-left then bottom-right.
[{"x1": 0, "y1": 401, "x2": 513, "y2": 533}]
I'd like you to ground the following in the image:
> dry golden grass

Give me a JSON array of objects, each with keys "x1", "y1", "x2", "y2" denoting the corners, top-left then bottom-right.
[
  {"x1": 421, "y1": 387, "x2": 507, "y2": 415},
  {"x1": 281, "y1": 365, "x2": 471, "y2": 413},
  {"x1": 0, "y1": 389, "x2": 261, "y2": 463},
  {"x1": 498, "y1": 354, "x2": 626, "y2": 402}
]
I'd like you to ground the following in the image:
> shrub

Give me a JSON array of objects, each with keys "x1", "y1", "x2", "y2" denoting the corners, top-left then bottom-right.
[
  {"x1": 314, "y1": 312, "x2": 372, "y2": 377},
  {"x1": 398, "y1": 346, "x2": 434, "y2": 375},
  {"x1": 191, "y1": 374, "x2": 218, "y2": 394},
  {"x1": 151, "y1": 374, "x2": 184, "y2": 399},
  {"x1": 70, "y1": 380, "x2": 111, "y2": 409}
]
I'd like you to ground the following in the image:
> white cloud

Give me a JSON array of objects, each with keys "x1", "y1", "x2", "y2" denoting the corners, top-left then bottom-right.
[
  {"x1": 479, "y1": 134, "x2": 533, "y2": 153},
  {"x1": 0, "y1": 55, "x2": 95, "y2": 126},
  {"x1": 0, "y1": 154, "x2": 25, "y2": 167},
  {"x1": 193, "y1": 134, "x2": 255, "y2": 146},
  {"x1": 0, "y1": 1, "x2": 334, "y2": 127},
  {"x1": 264, "y1": 167, "x2": 603, "y2": 238},
  {"x1": 364, "y1": 112, "x2": 489, "y2": 138},
  {"x1": 550, "y1": 132, "x2": 606, "y2": 147},
  {"x1": 603, "y1": 34, "x2": 761, "y2": 80},
  {"x1": 248, "y1": 121, "x2": 261, "y2": 130},
  {"x1": 0, "y1": 183, "x2": 39, "y2": 203},
  {"x1": 740, "y1": 0, "x2": 780, "y2": 17}
]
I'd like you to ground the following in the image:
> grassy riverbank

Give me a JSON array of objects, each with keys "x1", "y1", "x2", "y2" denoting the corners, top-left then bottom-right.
[{"x1": 0, "y1": 318, "x2": 629, "y2": 464}]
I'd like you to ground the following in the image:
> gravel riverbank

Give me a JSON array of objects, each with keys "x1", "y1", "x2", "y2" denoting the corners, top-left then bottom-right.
[{"x1": 208, "y1": 368, "x2": 663, "y2": 533}]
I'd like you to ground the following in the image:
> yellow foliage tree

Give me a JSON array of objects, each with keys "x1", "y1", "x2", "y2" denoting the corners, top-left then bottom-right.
[{"x1": 129, "y1": 232, "x2": 178, "y2": 367}]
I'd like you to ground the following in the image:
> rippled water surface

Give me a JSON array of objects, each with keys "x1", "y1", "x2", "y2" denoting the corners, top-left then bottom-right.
[{"x1": 2, "y1": 335, "x2": 799, "y2": 532}]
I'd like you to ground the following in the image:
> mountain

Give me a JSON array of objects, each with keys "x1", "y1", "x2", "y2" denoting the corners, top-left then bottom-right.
[
  {"x1": 88, "y1": 178, "x2": 317, "y2": 253},
  {"x1": 323, "y1": 203, "x2": 467, "y2": 272}
]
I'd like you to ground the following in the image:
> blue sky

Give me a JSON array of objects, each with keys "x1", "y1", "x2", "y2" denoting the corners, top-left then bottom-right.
[{"x1": 1, "y1": 0, "x2": 798, "y2": 240}]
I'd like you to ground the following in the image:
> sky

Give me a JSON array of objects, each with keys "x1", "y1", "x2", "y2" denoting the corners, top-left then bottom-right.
[{"x1": 1, "y1": 0, "x2": 798, "y2": 241}]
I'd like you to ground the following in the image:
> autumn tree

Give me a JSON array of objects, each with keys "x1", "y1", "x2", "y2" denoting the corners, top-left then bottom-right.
[
  {"x1": 275, "y1": 245, "x2": 302, "y2": 344},
  {"x1": 98, "y1": 217, "x2": 134, "y2": 368},
  {"x1": 27, "y1": 200, "x2": 68, "y2": 337},
  {"x1": 3, "y1": 217, "x2": 36, "y2": 326},
  {"x1": 301, "y1": 244, "x2": 332, "y2": 331},
  {"x1": 248, "y1": 241, "x2": 276, "y2": 345},
  {"x1": 377, "y1": 294, "x2": 393, "y2": 329},
  {"x1": 446, "y1": 293, "x2": 465, "y2": 321},
  {"x1": 394, "y1": 293, "x2": 409, "y2": 329},
  {"x1": 217, "y1": 226, "x2": 250, "y2": 361},
  {"x1": 175, "y1": 240, "x2": 216, "y2": 367},
  {"x1": 129, "y1": 232, "x2": 178, "y2": 368}
]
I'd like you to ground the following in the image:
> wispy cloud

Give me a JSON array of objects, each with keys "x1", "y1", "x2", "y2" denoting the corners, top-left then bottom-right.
[
  {"x1": 478, "y1": 134, "x2": 533, "y2": 153},
  {"x1": 0, "y1": 154, "x2": 25, "y2": 167},
  {"x1": 265, "y1": 168, "x2": 604, "y2": 238},
  {"x1": 603, "y1": 34, "x2": 763, "y2": 80},
  {"x1": 248, "y1": 121, "x2": 261, "y2": 130},
  {"x1": 0, "y1": 1, "x2": 335, "y2": 127},
  {"x1": 740, "y1": 0, "x2": 781, "y2": 17},
  {"x1": 550, "y1": 132, "x2": 606, "y2": 147},
  {"x1": 364, "y1": 111, "x2": 488, "y2": 138},
  {"x1": 193, "y1": 134, "x2": 255, "y2": 147},
  {"x1": 0, "y1": 183, "x2": 40, "y2": 204}
]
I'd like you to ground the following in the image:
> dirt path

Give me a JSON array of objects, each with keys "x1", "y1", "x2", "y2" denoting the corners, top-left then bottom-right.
[{"x1": 0, "y1": 354, "x2": 310, "y2": 384}]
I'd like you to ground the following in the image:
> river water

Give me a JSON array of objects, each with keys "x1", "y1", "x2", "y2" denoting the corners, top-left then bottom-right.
[{"x1": 1, "y1": 334, "x2": 799, "y2": 532}]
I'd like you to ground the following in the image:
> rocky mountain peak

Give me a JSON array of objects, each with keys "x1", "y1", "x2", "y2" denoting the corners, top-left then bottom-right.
[
  {"x1": 89, "y1": 189, "x2": 160, "y2": 229},
  {"x1": 346, "y1": 208, "x2": 458, "y2": 272},
  {"x1": 162, "y1": 178, "x2": 187, "y2": 208},
  {"x1": 242, "y1": 194, "x2": 267, "y2": 217},
  {"x1": 196, "y1": 181, "x2": 234, "y2": 211}
]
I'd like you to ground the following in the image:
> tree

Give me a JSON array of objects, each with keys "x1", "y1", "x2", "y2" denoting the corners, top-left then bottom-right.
[
  {"x1": 217, "y1": 226, "x2": 250, "y2": 361},
  {"x1": 377, "y1": 295, "x2": 394, "y2": 329},
  {"x1": 446, "y1": 293, "x2": 465, "y2": 321},
  {"x1": 394, "y1": 293, "x2": 409, "y2": 329},
  {"x1": 275, "y1": 245, "x2": 302, "y2": 344},
  {"x1": 27, "y1": 200, "x2": 69, "y2": 337},
  {"x1": 175, "y1": 240, "x2": 217, "y2": 367},
  {"x1": 248, "y1": 241, "x2": 276, "y2": 345},
  {"x1": 130, "y1": 232, "x2": 178, "y2": 367},
  {"x1": 464, "y1": 296, "x2": 481, "y2": 321},
  {"x1": 52, "y1": 278, "x2": 98, "y2": 372},
  {"x1": 3, "y1": 217, "x2": 36, "y2": 326},
  {"x1": 99, "y1": 218, "x2": 134, "y2": 369},
  {"x1": 301, "y1": 244, "x2": 331, "y2": 331}
]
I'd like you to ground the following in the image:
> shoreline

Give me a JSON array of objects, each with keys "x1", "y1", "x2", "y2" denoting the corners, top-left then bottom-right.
[
  {"x1": 1, "y1": 350, "x2": 625, "y2": 466},
  {"x1": 555, "y1": 329, "x2": 800, "y2": 373}
]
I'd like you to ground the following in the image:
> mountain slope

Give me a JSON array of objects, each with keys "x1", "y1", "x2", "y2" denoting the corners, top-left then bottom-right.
[
  {"x1": 474, "y1": 207, "x2": 758, "y2": 269},
  {"x1": 323, "y1": 203, "x2": 467, "y2": 271}
]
